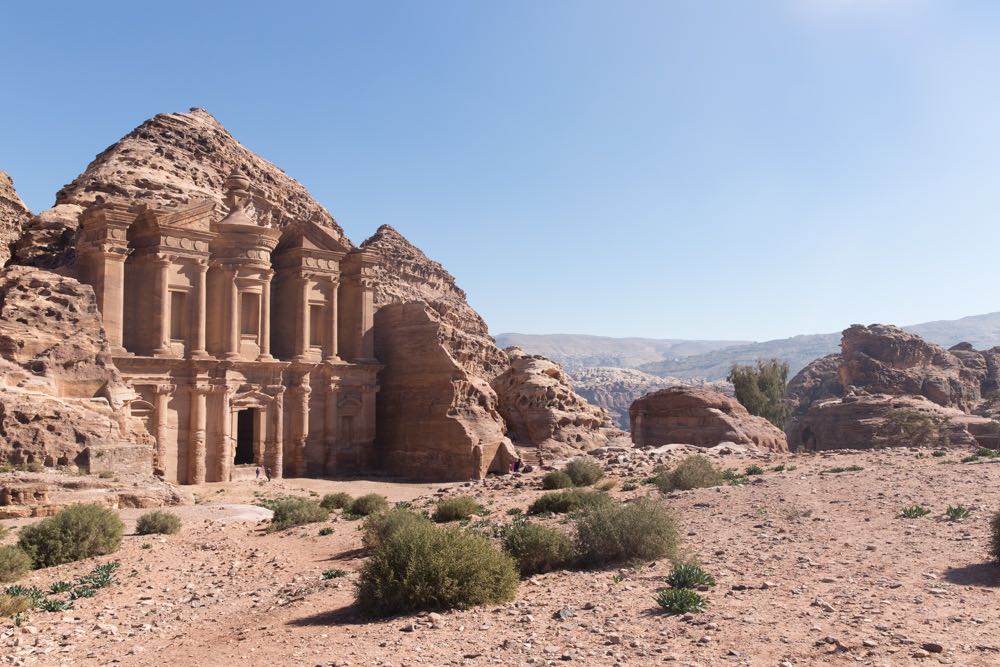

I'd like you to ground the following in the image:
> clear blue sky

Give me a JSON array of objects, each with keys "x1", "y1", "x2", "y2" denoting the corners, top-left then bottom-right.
[{"x1": 3, "y1": 1, "x2": 999, "y2": 342}]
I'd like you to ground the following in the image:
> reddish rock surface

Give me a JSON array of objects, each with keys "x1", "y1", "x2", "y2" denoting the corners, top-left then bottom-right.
[
  {"x1": 491, "y1": 348, "x2": 619, "y2": 457},
  {"x1": 0, "y1": 171, "x2": 31, "y2": 267},
  {"x1": 0, "y1": 266, "x2": 152, "y2": 471},
  {"x1": 629, "y1": 387, "x2": 788, "y2": 452},
  {"x1": 373, "y1": 302, "x2": 517, "y2": 480}
]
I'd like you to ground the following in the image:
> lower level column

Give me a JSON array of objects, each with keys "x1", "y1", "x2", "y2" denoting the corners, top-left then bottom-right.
[{"x1": 188, "y1": 386, "x2": 208, "y2": 484}]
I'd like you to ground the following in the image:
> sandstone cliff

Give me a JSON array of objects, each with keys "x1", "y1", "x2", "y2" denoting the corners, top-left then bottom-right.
[
  {"x1": 0, "y1": 266, "x2": 152, "y2": 471},
  {"x1": 491, "y1": 348, "x2": 619, "y2": 457},
  {"x1": 373, "y1": 302, "x2": 517, "y2": 480},
  {"x1": 629, "y1": 387, "x2": 788, "y2": 452},
  {"x1": 13, "y1": 108, "x2": 350, "y2": 268},
  {"x1": 786, "y1": 324, "x2": 1000, "y2": 450},
  {"x1": 0, "y1": 171, "x2": 31, "y2": 267},
  {"x1": 360, "y1": 224, "x2": 508, "y2": 381}
]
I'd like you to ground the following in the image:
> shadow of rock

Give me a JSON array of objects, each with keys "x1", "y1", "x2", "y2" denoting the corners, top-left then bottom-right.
[{"x1": 943, "y1": 562, "x2": 1000, "y2": 587}]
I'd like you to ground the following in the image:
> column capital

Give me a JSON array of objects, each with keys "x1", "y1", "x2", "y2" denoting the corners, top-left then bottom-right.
[{"x1": 152, "y1": 384, "x2": 175, "y2": 396}]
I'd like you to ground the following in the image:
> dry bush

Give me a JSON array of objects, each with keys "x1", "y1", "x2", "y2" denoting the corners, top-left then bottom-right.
[
  {"x1": 355, "y1": 522, "x2": 518, "y2": 617},
  {"x1": 528, "y1": 489, "x2": 613, "y2": 515},
  {"x1": 502, "y1": 521, "x2": 575, "y2": 576},
  {"x1": 349, "y1": 494, "x2": 389, "y2": 517},
  {"x1": 0, "y1": 594, "x2": 33, "y2": 617},
  {"x1": 991, "y1": 511, "x2": 1000, "y2": 562},
  {"x1": 362, "y1": 508, "x2": 431, "y2": 550},
  {"x1": 564, "y1": 457, "x2": 604, "y2": 486},
  {"x1": 320, "y1": 492, "x2": 353, "y2": 510},
  {"x1": 0, "y1": 545, "x2": 32, "y2": 582},
  {"x1": 18, "y1": 504, "x2": 123, "y2": 568},
  {"x1": 267, "y1": 498, "x2": 329, "y2": 532},
  {"x1": 653, "y1": 456, "x2": 724, "y2": 492},
  {"x1": 135, "y1": 511, "x2": 181, "y2": 535},
  {"x1": 433, "y1": 496, "x2": 483, "y2": 523},
  {"x1": 575, "y1": 498, "x2": 679, "y2": 566},
  {"x1": 542, "y1": 471, "x2": 574, "y2": 490}
]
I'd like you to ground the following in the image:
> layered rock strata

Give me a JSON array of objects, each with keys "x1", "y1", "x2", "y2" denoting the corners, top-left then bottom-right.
[
  {"x1": 630, "y1": 387, "x2": 788, "y2": 452},
  {"x1": 492, "y1": 348, "x2": 619, "y2": 457},
  {"x1": 0, "y1": 171, "x2": 31, "y2": 267},
  {"x1": 0, "y1": 266, "x2": 152, "y2": 471}
]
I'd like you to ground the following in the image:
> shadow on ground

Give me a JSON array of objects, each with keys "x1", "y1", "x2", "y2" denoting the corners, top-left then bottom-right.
[
  {"x1": 288, "y1": 605, "x2": 370, "y2": 627},
  {"x1": 943, "y1": 562, "x2": 1000, "y2": 587}
]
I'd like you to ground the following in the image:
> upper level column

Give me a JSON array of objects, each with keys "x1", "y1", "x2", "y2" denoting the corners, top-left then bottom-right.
[
  {"x1": 189, "y1": 260, "x2": 209, "y2": 358},
  {"x1": 76, "y1": 203, "x2": 134, "y2": 356},
  {"x1": 324, "y1": 276, "x2": 341, "y2": 363},
  {"x1": 152, "y1": 254, "x2": 173, "y2": 357},
  {"x1": 294, "y1": 275, "x2": 311, "y2": 361}
]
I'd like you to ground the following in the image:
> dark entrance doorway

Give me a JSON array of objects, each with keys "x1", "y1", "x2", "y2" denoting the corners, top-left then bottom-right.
[{"x1": 235, "y1": 409, "x2": 255, "y2": 465}]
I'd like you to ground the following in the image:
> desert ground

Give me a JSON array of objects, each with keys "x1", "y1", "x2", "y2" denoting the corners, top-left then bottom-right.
[{"x1": 3, "y1": 446, "x2": 1000, "y2": 667}]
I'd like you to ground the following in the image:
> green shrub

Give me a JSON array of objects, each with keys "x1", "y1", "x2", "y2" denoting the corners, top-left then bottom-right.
[
  {"x1": 900, "y1": 505, "x2": 931, "y2": 519},
  {"x1": 931, "y1": 450, "x2": 946, "y2": 457},
  {"x1": 564, "y1": 458, "x2": 604, "y2": 486},
  {"x1": 318, "y1": 527, "x2": 334, "y2": 536},
  {"x1": 990, "y1": 511, "x2": 1000, "y2": 561},
  {"x1": 655, "y1": 588, "x2": 706, "y2": 614},
  {"x1": 349, "y1": 494, "x2": 389, "y2": 517},
  {"x1": 433, "y1": 496, "x2": 484, "y2": 523},
  {"x1": 362, "y1": 508, "x2": 432, "y2": 550},
  {"x1": 18, "y1": 504, "x2": 123, "y2": 568},
  {"x1": 575, "y1": 498, "x2": 679, "y2": 566},
  {"x1": 267, "y1": 498, "x2": 329, "y2": 532},
  {"x1": 727, "y1": 359, "x2": 790, "y2": 428},
  {"x1": 0, "y1": 546, "x2": 31, "y2": 583},
  {"x1": 502, "y1": 521, "x2": 575, "y2": 576},
  {"x1": 653, "y1": 456, "x2": 724, "y2": 492},
  {"x1": 821, "y1": 465, "x2": 864, "y2": 474},
  {"x1": 542, "y1": 471, "x2": 574, "y2": 490},
  {"x1": 322, "y1": 568, "x2": 348, "y2": 579},
  {"x1": 528, "y1": 489, "x2": 612, "y2": 515},
  {"x1": 745, "y1": 464, "x2": 764, "y2": 476},
  {"x1": 665, "y1": 562, "x2": 716, "y2": 589},
  {"x1": 945, "y1": 505, "x2": 971, "y2": 522},
  {"x1": 135, "y1": 511, "x2": 181, "y2": 535},
  {"x1": 320, "y1": 492, "x2": 353, "y2": 510},
  {"x1": 355, "y1": 522, "x2": 519, "y2": 617}
]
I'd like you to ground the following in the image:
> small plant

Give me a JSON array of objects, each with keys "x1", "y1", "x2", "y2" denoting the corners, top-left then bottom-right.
[
  {"x1": 653, "y1": 456, "x2": 724, "y2": 492},
  {"x1": 141, "y1": 543, "x2": 152, "y2": 549},
  {"x1": 348, "y1": 494, "x2": 389, "y2": 517},
  {"x1": 318, "y1": 527, "x2": 334, "y2": 536},
  {"x1": 575, "y1": 498, "x2": 679, "y2": 566},
  {"x1": 135, "y1": 510, "x2": 181, "y2": 535},
  {"x1": 322, "y1": 568, "x2": 348, "y2": 579},
  {"x1": 433, "y1": 496, "x2": 484, "y2": 523},
  {"x1": 3, "y1": 585, "x2": 44, "y2": 605},
  {"x1": 527, "y1": 489, "x2": 612, "y2": 515},
  {"x1": 0, "y1": 546, "x2": 31, "y2": 583},
  {"x1": 98, "y1": 470, "x2": 114, "y2": 479},
  {"x1": 744, "y1": 464, "x2": 764, "y2": 476},
  {"x1": 655, "y1": 588, "x2": 706, "y2": 615},
  {"x1": 48, "y1": 581, "x2": 72, "y2": 594},
  {"x1": 901, "y1": 505, "x2": 931, "y2": 519},
  {"x1": 267, "y1": 498, "x2": 330, "y2": 532},
  {"x1": 38, "y1": 598, "x2": 73, "y2": 612},
  {"x1": 822, "y1": 465, "x2": 864, "y2": 474},
  {"x1": 355, "y1": 522, "x2": 519, "y2": 617},
  {"x1": 541, "y1": 471, "x2": 574, "y2": 490},
  {"x1": 501, "y1": 520, "x2": 575, "y2": 576},
  {"x1": 771, "y1": 464, "x2": 786, "y2": 472},
  {"x1": 931, "y1": 450, "x2": 947, "y2": 457},
  {"x1": 665, "y1": 563, "x2": 716, "y2": 589},
  {"x1": 961, "y1": 454, "x2": 980, "y2": 463},
  {"x1": 621, "y1": 483, "x2": 638, "y2": 492},
  {"x1": 319, "y1": 492, "x2": 353, "y2": 510},
  {"x1": 721, "y1": 469, "x2": 747, "y2": 485},
  {"x1": 975, "y1": 447, "x2": 1000, "y2": 458},
  {"x1": 76, "y1": 561, "x2": 120, "y2": 590},
  {"x1": 17, "y1": 504, "x2": 123, "y2": 568},
  {"x1": 362, "y1": 508, "x2": 432, "y2": 550},
  {"x1": 564, "y1": 457, "x2": 605, "y2": 486},
  {"x1": 69, "y1": 587, "x2": 95, "y2": 600},
  {"x1": 945, "y1": 505, "x2": 971, "y2": 522},
  {"x1": 595, "y1": 479, "x2": 617, "y2": 492}
]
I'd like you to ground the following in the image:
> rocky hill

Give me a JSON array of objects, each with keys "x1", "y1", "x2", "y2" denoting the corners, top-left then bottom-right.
[
  {"x1": 0, "y1": 171, "x2": 31, "y2": 266},
  {"x1": 13, "y1": 108, "x2": 350, "y2": 268}
]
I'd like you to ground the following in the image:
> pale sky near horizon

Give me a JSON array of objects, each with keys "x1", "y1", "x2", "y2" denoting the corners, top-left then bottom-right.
[{"x1": 3, "y1": 1, "x2": 999, "y2": 342}]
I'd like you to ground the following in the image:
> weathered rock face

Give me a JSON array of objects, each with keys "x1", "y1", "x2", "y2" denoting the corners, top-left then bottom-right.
[
  {"x1": 360, "y1": 224, "x2": 508, "y2": 381},
  {"x1": 570, "y1": 366, "x2": 728, "y2": 429},
  {"x1": 630, "y1": 387, "x2": 788, "y2": 452},
  {"x1": 0, "y1": 171, "x2": 31, "y2": 267},
  {"x1": 0, "y1": 266, "x2": 152, "y2": 471},
  {"x1": 373, "y1": 302, "x2": 517, "y2": 481},
  {"x1": 491, "y1": 348, "x2": 619, "y2": 456},
  {"x1": 785, "y1": 392, "x2": 996, "y2": 451},
  {"x1": 12, "y1": 108, "x2": 350, "y2": 268},
  {"x1": 786, "y1": 324, "x2": 1000, "y2": 450}
]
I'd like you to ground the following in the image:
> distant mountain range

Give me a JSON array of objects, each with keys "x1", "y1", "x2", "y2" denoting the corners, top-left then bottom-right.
[{"x1": 496, "y1": 311, "x2": 1000, "y2": 383}]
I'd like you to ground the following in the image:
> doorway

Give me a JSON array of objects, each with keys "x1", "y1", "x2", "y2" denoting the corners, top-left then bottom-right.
[{"x1": 235, "y1": 409, "x2": 256, "y2": 465}]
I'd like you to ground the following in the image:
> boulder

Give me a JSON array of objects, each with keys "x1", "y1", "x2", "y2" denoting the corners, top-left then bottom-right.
[
  {"x1": 373, "y1": 302, "x2": 516, "y2": 481},
  {"x1": 492, "y1": 348, "x2": 620, "y2": 457},
  {"x1": 629, "y1": 387, "x2": 788, "y2": 452},
  {"x1": 0, "y1": 171, "x2": 31, "y2": 267},
  {"x1": 0, "y1": 266, "x2": 152, "y2": 470}
]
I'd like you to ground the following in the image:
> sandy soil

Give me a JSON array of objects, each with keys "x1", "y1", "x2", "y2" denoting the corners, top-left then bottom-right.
[{"x1": 2, "y1": 449, "x2": 1000, "y2": 667}]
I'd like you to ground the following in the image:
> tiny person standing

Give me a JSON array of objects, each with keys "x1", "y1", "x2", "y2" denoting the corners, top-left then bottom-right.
[{"x1": 255, "y1": 466, "x2": 260, "y2": 480}]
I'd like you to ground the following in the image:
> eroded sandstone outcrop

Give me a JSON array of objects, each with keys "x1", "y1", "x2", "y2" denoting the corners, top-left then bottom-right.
[
  {"x1": 786, "y1": 324, "x2": 1000, "y2": 450},
  {"x1": 374, "y1": 302, "x2": 517, "y2": 481},
  {"x1": 0, "y1": 171, "x2": 31, "y2": 267},
  {"x1": 13, "y1": 108, "x2": 350, "y2": 269},
  {"x1": 492, "y1": 348, "x2": 619, "y2": 457},
  {"x1": 0, "y1": 266, "x2": 152, "y2": 471},
  {"x1": 630, "y1": 387, "x2": 788, "y2": 452}
]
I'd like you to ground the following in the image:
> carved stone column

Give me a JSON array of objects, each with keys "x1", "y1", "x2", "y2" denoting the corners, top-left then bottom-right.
[
  {"x1": 189, "y1": 260, "x2": 209, "y2": 358},
  {"x1": 289, "y1": 381, "x2": 311, "y2": 477},
  {"x1": 188, "y1": 385, "x2": 208, "y2": 484},
  {"x1": 153, "y1": 255, "x2": 173, "y2": 356},
  {"x1": 225, "y1": 269, "x2": 240, "y2": 360},
  {"x1": 323, "y1": 384, "x2": 339, "y2": 474},
  {"x1": 259, "y1": 270, "x2": 274, "y2": 361},
  {"x1": 265, "y1": 385, "x2": 285, "y2": 479},
  {"x1": 152, "y1": 384, "x2": 173, "y2": 477},
  {"x1": 214, "y1": 386, "x2": 233, "y2": 482},
  {"x1": 359, "y1": 276, "x2": 376, "y2": 361},
  {"x1": 324, "y1": 276, "x2": 341, "y2": 363},
  {"x1": 295, "y1": 276, "x2": 311, "y2": 360},
  {"x1": 100, "y1": 248, "x2": 129, "y2": 355}
]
